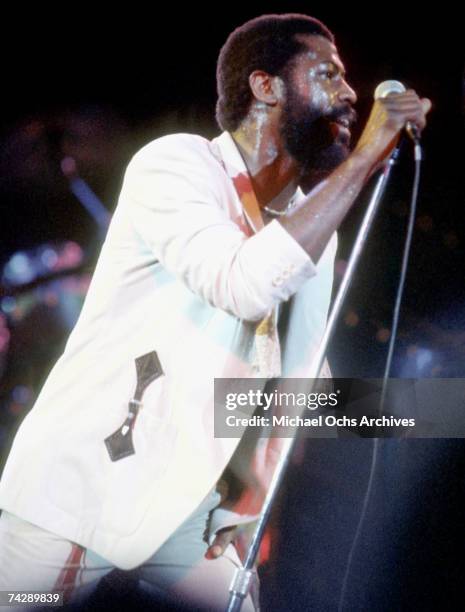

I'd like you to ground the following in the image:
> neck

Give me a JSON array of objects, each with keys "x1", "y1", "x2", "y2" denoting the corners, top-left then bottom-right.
[{"x1": 231, "y1": 110, "x2": 301, "y2": 213}]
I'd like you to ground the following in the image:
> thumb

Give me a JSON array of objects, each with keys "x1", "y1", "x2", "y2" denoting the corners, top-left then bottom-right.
[
  {"x1": 421, "y1": 98, "x2": 432, "y2": 115},
  {"x1": 206, "y1": 525, "x2": 237, "y2": 559}
]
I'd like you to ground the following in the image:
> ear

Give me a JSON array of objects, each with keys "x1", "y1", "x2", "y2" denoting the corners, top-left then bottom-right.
[{"x1": 248, "y1": 71, "x2": 285, "y2": 106}]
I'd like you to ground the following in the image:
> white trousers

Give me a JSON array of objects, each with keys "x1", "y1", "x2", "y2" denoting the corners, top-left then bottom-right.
[{"x1": 0, "y1": 487, "x2": 259, "y2": 611}]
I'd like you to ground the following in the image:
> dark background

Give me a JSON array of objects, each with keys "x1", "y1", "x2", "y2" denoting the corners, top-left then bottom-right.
[{"x1": 0, "y1": 5, "x2": 464, "y2": 611}]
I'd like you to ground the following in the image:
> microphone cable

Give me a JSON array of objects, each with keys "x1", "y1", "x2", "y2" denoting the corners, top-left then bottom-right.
[{"x1": 337, "y1": 140, "x2": 423, "y2": 612}]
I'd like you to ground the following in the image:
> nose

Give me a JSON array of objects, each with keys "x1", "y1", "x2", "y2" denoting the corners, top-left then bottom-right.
[{"x1": 339, "y1": 79, "x2": 357, "y2": 105}]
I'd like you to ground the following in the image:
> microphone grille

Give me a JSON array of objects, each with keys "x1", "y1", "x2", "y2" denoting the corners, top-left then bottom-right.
[{"x1": 374, "y1": 80, "x2": 406, "y2": 100}]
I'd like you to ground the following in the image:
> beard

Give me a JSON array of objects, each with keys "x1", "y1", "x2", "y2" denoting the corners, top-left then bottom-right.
[{"x1": 279, "y1": 87, "x2": 355, "y2": 194}]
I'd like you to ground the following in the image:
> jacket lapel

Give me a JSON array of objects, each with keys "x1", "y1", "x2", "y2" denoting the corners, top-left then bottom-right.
[{"x1": 211, "y1": 132, "x2": 284, "y2": 378}]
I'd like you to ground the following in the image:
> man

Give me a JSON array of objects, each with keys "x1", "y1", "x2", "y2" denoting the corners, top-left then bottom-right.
[{"x1": 0, "y1": 13, "x2": 430, "y2": 612}]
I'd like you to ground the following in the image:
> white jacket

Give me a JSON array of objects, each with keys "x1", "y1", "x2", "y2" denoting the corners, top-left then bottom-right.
[{"x1": 0, "y1": 131, "x2": 337, "y2": 569}]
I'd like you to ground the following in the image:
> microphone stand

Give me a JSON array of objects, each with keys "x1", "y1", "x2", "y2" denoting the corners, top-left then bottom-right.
[
  {"x1": 226, "y1": 146, "x2": 401, "y2": 612},
  {"x1": 61, "y1": 157, "x2": 111, "y2": 241}
]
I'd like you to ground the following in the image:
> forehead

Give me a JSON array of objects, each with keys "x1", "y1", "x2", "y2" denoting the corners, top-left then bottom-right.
[{"x1": 292, "y1": 34, "x2": 345, "y2": 74}]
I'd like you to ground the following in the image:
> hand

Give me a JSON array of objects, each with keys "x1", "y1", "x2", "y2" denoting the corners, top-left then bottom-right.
[
  {"x1": 355, "y1": 90, "x2": 432, "y2": 170},
  {"x1": 206, "y1": 525, "x2": 237, "y2": 559}
]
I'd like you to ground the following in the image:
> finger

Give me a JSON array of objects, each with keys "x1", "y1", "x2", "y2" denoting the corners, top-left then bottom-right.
[
  {"x1": 380, "y1": 103, "x2": 428, "y2": 131},
  {"x1": 384, "y1": 90, "x2": 420, "y2": 103},
  {"x1": 212, "y1": 528, "x2": 236, "y2": 552},
  {"x1": 382, "y1": 100, "x2": 424, "y2": 112},
  {"x1": 382, "y1": 96, "x2": 431, "y2": 117},
  {"x1": 207, "y1": 544, "x2": 224, "y2": 559},
  {"x1": 206, "y1": 526, "x2": 237, "y2": 558}
]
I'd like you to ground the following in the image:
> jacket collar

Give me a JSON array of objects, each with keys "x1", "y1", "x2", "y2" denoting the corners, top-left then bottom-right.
[
  {"x1": 211, "y1": 131, "x2": 264, "y2": 234},
  {"x1": 212, "y1": 131, "x2": 305, "y2": 235}
]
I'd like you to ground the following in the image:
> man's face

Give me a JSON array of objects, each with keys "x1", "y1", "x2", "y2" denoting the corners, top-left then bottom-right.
[{"x1": 278, "y1": 35, "x2": 358, "y2": 188}]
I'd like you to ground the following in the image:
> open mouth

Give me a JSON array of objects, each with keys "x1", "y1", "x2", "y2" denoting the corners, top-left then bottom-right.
[
  {"x1": 335, "y1": 117, "x2": 351, "y2": 129},
  {"x1": 330, "y1": 118, "x2": 352, "y2": 139}
]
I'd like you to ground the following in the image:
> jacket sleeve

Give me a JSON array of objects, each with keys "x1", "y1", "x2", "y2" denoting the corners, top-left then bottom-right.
[{"x1": 123, "y1": 135, "x2": 318, "y2": 322}]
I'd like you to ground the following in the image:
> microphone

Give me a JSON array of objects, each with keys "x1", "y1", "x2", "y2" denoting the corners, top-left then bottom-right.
[{"x1": 374, "y1": 80, "x2": 420, "y2": 143}]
